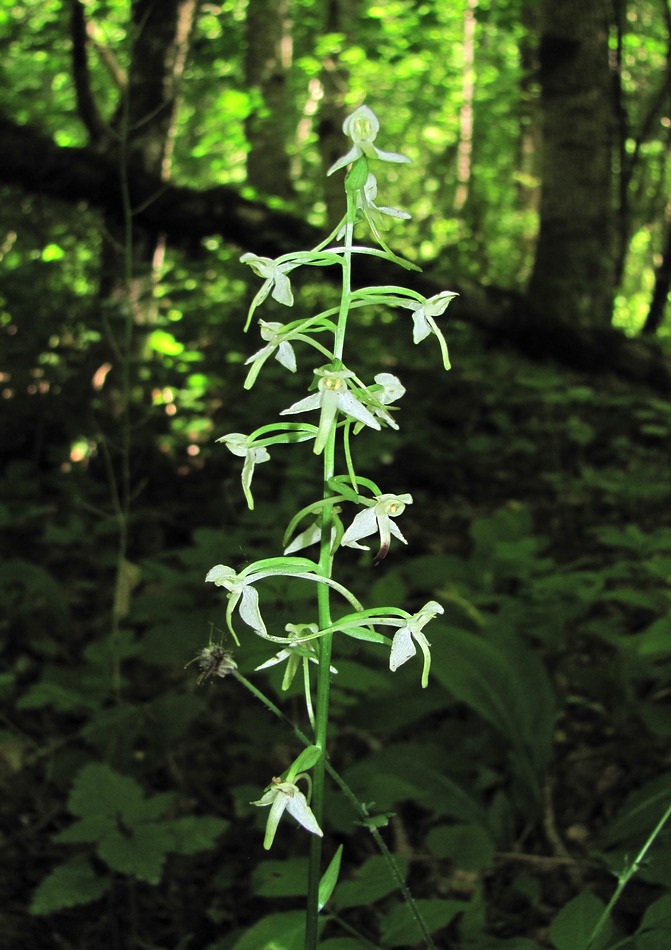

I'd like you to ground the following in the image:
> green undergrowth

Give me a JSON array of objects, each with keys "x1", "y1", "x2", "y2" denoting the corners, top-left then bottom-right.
[{"x1": 2, "y1": 312, "x2": 671, "y2": 948}]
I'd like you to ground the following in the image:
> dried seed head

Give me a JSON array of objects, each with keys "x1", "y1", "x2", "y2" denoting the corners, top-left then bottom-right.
[{"x1": 194, "y1": 644, "x2": 237, "y2": 685}]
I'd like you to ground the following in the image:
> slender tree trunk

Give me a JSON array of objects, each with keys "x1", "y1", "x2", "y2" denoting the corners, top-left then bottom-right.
[
  {"x1": 527, "y1": 0, "x2": 616, "y2": 326},
  {"x1": 100, "y1": 0, "x2": 200, "y2": 317},
  {"x1": 245, "y1": 0, "x2": 294, "y2": 198},
  {"x1": 454, "y1": 0, "x2": 477, "y2": 213},
  {"x1": 643, "y1": 203, "x2": 671, "y2": 334},
  {"x1": 515, "y1": 2, "x2": 541, "y2": 269}
]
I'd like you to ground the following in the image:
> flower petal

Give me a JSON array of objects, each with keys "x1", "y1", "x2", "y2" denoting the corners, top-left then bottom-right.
[
  {"x1": 239, "y1": 585, "x2": 267, "y2": 636},
  {"x1": 263, "y1": 789, "x2": 289, "y2": 850},
  {"x1": 411, "y1": 309, "x2": 432, "y2": 343},
  {"x1": 254, "y1": 649, "x2": 291, "y2": 671},
  {"x1": 376, "y1": 204, "x2": 412, "y2": 220},
  {"x1": 216, "y1": 432, "x2": 249, "y2": 457},
  {"x1": 276, "y1": 340, "x2": 297, "y2": 372},
  {"x1": 424, "y1": 291, "x2": 458, "y2": 317},
  {"x1": 342, "y1": 508, "x2": 378, "y2": 545},
  {"x1": 285, "y1": 789, "x2": 323, "y2": 837},
  {"x1": 336, "y1": 390, "x2": 381, "y2": 429},
  {"x1": 389, "y1": 626, "x2": 416, "y2": 671},
  {"x1": 327, "y1": 144, "x2": 362, "y2": 176},
  {"x1": 389, "y1": 519, "x2": 408, "y2": 545},
  {"x1": 372, "y1": 145, "x2": 412, "y2": 165},
  {"x1": 241, "y1": 446, "x2": 270, "y2": 510},
  {"x1": 271, "y1": 272, "x2": 294, "y2": 307},
  {"x1": 244, "y1": 343, "x2": 274, "y2": 366},
  {"x1": 205, "y1": 564, "x2": 238, "y2": 589},
  {"x1": 280, "y1": 392, "x2": 322, "y2": 416}
]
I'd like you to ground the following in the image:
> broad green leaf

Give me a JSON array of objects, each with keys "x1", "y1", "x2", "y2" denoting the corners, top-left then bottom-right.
[
  {"x1": 332, "y1": 853, "x2": 407, "y2": 911},
  {"x1": 318, "y1": 941, "x2": 366, "y2": 949},
  {"x1": 549, "y1": 892, "x2": 612, "y2": 950},
  {"x1": 634, "y1": 618, "x2": 671, "y2": 659},
  {"x1": 30, "y1": 857, "x2": 109, "y2": 915},
  {"x1": 0, "y1": 559, "x2": 69, "y2": 624},
  {"x1": 67, "y1": 763, "x2": 145, "y2": 819},
  {"x1": 425, "y1": 822, "x2": 495, "y2": 870},
  {"x1": 380, "y1": 898, "x2": 466, "y2": 946},
  {"x1": 637, "y1": 703, "x2": 671, "y2": 738},
  {"x1": 251, "y1": 859, "x2": 308, "y2": 898},
  {"x1": 163, "y1": 815, "x2": 229, "y2": 855},
  {"x1": 230, "y1": 910, "x2": 316, "y2": 949},
  {"x1": 634, "y1": 895, "x2": 671, "y2": 948},
  {"x1": 54, "y1": 814, "x2": 116, "y2": 844},
  {"x1": 431, "y1": 627, "x2": 555, "y2": 781},
  {"x1": 17, "y1": 681, "x2": 96, "y2": 713},
  {"x1": 343, "y1": 742, "x2": 488, "y2": 825},
  {"x1": 66, "y1": 763, "x2": 175, "y2": 825},
  {"x1": 604, "y1": 773, "x2": 671, "y2": 846},
  {"x1": 97, "y1": 823, "x2": 170, "y2": 884}
]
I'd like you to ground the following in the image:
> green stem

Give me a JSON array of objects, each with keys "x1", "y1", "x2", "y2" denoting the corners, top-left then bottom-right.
[
  {"x1": 305, "y1": 192, "x2": 356, "y2": 950},
  {"x1": 333, "y1": 197, "x2": 355, "y2": 363},
  {"x1": 586, "y1": 797, "x2": 671, "y2": 948},
  {"x1": 305, "y1": 427, "x2": 336, "y2": 949}
]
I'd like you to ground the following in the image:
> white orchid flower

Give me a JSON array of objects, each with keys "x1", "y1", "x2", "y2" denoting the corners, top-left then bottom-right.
[
  {"x1": 284, "y1": 519, "x2": 338, "y2": 555},
  {"x1": 216, "y1": 432, "x2": 270, "y2": 510},
  {"x1": 328, "y1": 105, "x2": 411, "y2": 176},
  {"x1": 389, "y1": 600, "x2": 444, "y2": 688},
  {"x1": 342, "y1": 492, "x2": 413, "y2": 565},
  {"x1": 255, "y1": 622, "x2": 337, "y2": 690},
  {"x1": 280, "y1": 367, "x2": 380, "y2": 455},
  {"x1": 336, "y1": 173, "x2": 410, "y2": 242},
  {"x1": 252, "y1": 775, "x2": 323, "y2": 850},
  {"x1": 245, "y1": 320, "x2": 297, "y2": 374},
  {"x1": 405, "y1": 291, "x2": 457, "y2": 370},
  {"x1": 240, "y1": 253, "x2": 295, "y2": 308},
  {"x1": 360, "y1": 173, "x2": 411, "y2": 233},
  {"x1": 369, "y1": 372, "x2": 405, "y2": 429},
  {"x1": 205, "y1": 564, "x2": 267, "y2": 641}
]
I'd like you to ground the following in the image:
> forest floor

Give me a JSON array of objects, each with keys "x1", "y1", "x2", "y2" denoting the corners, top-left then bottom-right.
[{"x1": 2, "y1": 313, "x2": 671, "y2": 949}]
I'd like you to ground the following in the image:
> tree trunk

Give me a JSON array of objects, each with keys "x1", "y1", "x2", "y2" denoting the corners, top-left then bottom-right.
[
  {"x1": 643, "y1": 205, "x2": 671, "y2": 334},
  {"x1": 527, "y1": 0, "x2": 616, "y2": 327},
  {"x1": 244, "y1": 0, "x2": 294, "y2": 198},
  {"x1": 99, "y1": 0, "x2": 200, "y2": 313},
  {"x1": 454, "y1": 0, "x2": 477, "y2": 213}
]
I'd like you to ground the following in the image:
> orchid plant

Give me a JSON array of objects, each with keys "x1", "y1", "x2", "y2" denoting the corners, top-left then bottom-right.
[{"x1": 200, "y1": 105, "x2": 456, "y2": 948}]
